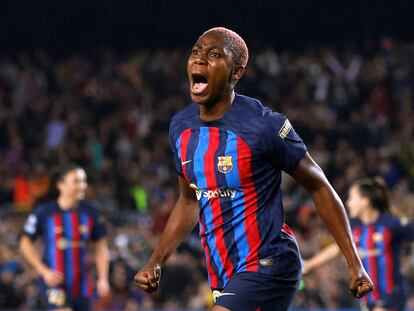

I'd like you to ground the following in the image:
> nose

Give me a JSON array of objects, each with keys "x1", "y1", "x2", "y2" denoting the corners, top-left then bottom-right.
[
  {"x1": 195, "y1": 59, "x2": 206, "y2": 65},
  {"x1": 193, "y1": 52, "x2": 207, "y2": 65}
]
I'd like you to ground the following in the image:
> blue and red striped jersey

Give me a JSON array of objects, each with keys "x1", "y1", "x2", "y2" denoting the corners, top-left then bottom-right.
[
  {"x1": 22, "y1": 201, "x2": 107, "y2": 298},
  {"x1": 351, "y1": 214, "x2": 414, "y2": 305},
  {"x1": 169, "y1": 94, "x2": 307, "y2": 289}
]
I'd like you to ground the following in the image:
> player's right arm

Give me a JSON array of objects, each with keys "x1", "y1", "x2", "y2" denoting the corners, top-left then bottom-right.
[
  {"x1": 264, "y1": 112, "x2": 371, "y2": 298},
  {"x1": 19, "y1": 235, "x2": 63, "y2": 287},
  {"x1": 302, "y1": 243, "x2": 341, "y2": 275},
  {"x1": 134, "y1": 175, "x2": 199, "y2": 293}
]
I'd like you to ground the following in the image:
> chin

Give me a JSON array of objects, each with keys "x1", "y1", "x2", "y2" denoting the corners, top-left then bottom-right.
[
  {"x1": 190, "y1": 93, "x2": 209, "y2": 105},
  {"x1": 349, "y1": 212, "x2": 358, "y2": 219},
  {"x1": 191, "y1": 91, "x2": 219, "y2": 108}
]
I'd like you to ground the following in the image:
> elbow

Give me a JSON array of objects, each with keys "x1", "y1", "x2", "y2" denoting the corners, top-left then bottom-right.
[
  {"x1": 311, "y1": 178, "x2": 331, "y2": 195},
  {"x1": 292, "y1": 154, "x2": 331, "y2": 194},
  {"x1": 307, "y1": 168, "x2": 331, "y2": 194},
  {"x1": 97, "y1": 240, "x2": 110, "y2": 256}
]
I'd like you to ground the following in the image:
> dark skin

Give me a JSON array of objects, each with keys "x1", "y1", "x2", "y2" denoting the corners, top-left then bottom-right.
[
  {"x1": 187, "y1": 31, "x2": 245, "y2": 121},
  {"x1": 134, "y1": 31, "x2": 373, "y2": 310}
]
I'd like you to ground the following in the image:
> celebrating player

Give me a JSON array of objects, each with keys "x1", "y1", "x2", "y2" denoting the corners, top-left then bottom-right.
[
  {"x1": 134, "y1": 27, "x2": 372, "y2": 310},
  {"x1": 303, "y1": 177, "x2": 414, "y2": 311},
  {"x1": 20, "y1": 164, "x2": 110, "y2": 311}
]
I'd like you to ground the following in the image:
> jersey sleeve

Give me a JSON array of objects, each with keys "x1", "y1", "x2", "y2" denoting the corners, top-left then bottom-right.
[
  {"x1": 169, "y1": 118, "x2": 184, "y2": 177},
  {"x1": 22, "y1": 208, "x2": 43, "y2": 241},
  {"x1": 397, "y1": 218, "x2": 414, "y2": 242},
  {"x1": 91, "y1": 212, "x2": 108, "y2": 241},
  {"x1": 263, "y1": 111, "x2": 307, "y2": 173}
]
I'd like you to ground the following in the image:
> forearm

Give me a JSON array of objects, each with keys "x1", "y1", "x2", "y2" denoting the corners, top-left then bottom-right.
[
  {"x1": 19, "y1": 236, "x2": 48, "y2": 275},
  {"x1": 95, "y1": 238, "x2": 110, "y2": 281},
  {"x1": 305, "y1": 243, "x2": 341, "y2": 272},
  {"x1": 148, "y1": 198, "x2": 198, "y2": 266},
  {"x1": 311, "y1": 184, "x2": 361, "y2": 268}
]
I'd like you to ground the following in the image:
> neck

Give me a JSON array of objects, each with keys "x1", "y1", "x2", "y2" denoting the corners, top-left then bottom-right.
[
  {"x1": 199, "y1": 91, "x2": 235, "y2": 122},
  {"x1": 57, "y1": 196, "x2": 78, "y2": 210},
  {"x1": 360, "y1": 207, "x2": 380, "y2": 225}
]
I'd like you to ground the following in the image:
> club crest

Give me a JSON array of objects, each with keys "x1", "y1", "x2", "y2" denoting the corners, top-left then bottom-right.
[{"x1": 217, "y1": 156, "x2": 233, "y2": 174}]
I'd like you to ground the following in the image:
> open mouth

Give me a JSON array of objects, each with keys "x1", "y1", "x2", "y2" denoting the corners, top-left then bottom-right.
[{"x1": 191, "y1": 73, "x2": 208, "y2": 94}]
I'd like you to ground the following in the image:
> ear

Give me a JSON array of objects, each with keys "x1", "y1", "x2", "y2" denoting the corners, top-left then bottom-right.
[
  {"x1": 361, "y1": 197, "x2": 370, "y2": 208},
  {"x1": 232, "y1": 65, "x2": 245, "y2": 81}
]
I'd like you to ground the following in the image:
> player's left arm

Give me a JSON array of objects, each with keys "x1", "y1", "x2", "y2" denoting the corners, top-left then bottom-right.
[
  {"x1": 291, "y1": 153, "x2": 373, "y2": 299},
  {"x1": 94, "y1": 237, "x2": 110, "y2": 297}
]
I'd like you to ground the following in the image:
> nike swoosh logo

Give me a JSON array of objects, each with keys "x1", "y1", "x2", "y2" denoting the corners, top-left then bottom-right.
[
  {"x1": 220, "y1": 293, "x2": 236, "y2": 296},
  {"x1": 181, "y1": 160, "x2": 192, "y2": 166}
]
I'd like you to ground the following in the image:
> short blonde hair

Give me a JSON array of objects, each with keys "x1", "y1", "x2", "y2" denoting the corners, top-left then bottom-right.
[{"x1": 204, "y1": 27, "x2": 249, "y2": 67}]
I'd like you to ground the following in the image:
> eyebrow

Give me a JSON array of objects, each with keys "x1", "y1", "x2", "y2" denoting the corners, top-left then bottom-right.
[{"x1": 193, "y1": 44, "x2": 222, "y2": 51}]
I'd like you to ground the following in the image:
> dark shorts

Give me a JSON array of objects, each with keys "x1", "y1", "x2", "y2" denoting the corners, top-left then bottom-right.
[
  {"x1": 213, "y1": 272, "x2": 299, "y2": 311},
  {"x1": 364, "y1": 290, "x2": 407, "y2": 311},
  {"x1": 40, "y1": 286, "x2": 92, "y2": 311}
]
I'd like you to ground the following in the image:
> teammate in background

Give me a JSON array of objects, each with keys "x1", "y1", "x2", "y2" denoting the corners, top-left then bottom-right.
[
  {"x1": 134, "y1": 27, "x2": 372, "y2": 310},
  {"x1": 303, "y1": 177, "x2": 414, "y2": 311},
  {"x1": 20, "y1": 164, "x2": 110, "y2": 311}
]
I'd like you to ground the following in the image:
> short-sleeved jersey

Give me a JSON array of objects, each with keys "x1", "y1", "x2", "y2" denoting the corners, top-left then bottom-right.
[
  {"x1": 351, "y1": 214, "x2": 414, "y2": 305},
  {"x1": 169, "y1": 94, "x2": 307, "y2": 289},
  {"x1": 22, "y1": 201, "x2": 107, "y2": 298}
]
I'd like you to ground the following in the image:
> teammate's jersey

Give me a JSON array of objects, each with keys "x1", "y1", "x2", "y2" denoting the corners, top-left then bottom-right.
[
  {"x1": 22, "y1": 201, "x2": 107, "y2": 298},
  {"x1": 351, "y1": 214, "x2": 414, "y2": 306},
  {"x1": 169, "y1": 94, "x2": 307, "y2": 289}
]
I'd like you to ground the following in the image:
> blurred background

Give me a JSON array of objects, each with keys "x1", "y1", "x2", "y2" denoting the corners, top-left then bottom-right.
[{"x1": 1, "y1": 0, "x2": 414, "y2": 310}]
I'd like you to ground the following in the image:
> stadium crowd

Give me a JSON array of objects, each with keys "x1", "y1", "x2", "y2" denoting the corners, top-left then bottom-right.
[{"x1": 0, "y1": 37, "x2": 414, "y2": 310}]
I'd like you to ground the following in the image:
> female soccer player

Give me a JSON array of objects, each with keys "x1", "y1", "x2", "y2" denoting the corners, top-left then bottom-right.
[
  {"x1": 20, "y1": 164, "x2": 110, "y2": 311},
  {"x1": 303, "y1": 177, "x2": 414, "y2": 311},
  {"x1": 134, "y1": 27, "x2": 372, "y2": 310}
]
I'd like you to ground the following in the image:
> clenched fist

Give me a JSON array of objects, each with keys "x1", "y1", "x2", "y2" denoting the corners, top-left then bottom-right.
[
  {"x1": 134, "y1": 263, "x2": 161, "y2": 294},
  {"x1": 348, "y1": 265, "x2": 373, "y2": 299}
]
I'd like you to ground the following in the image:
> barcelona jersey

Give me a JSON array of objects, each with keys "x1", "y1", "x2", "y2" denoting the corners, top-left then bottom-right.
[
  {"x1": 351, "y1": 214, "x2": 414, "y2": 308},
  {"x1": 169, "y1": 94, "x2": 307, "y2": 289},
  {"x1": 22, "y1": 201, "x2": 107, "y2": 298}
]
